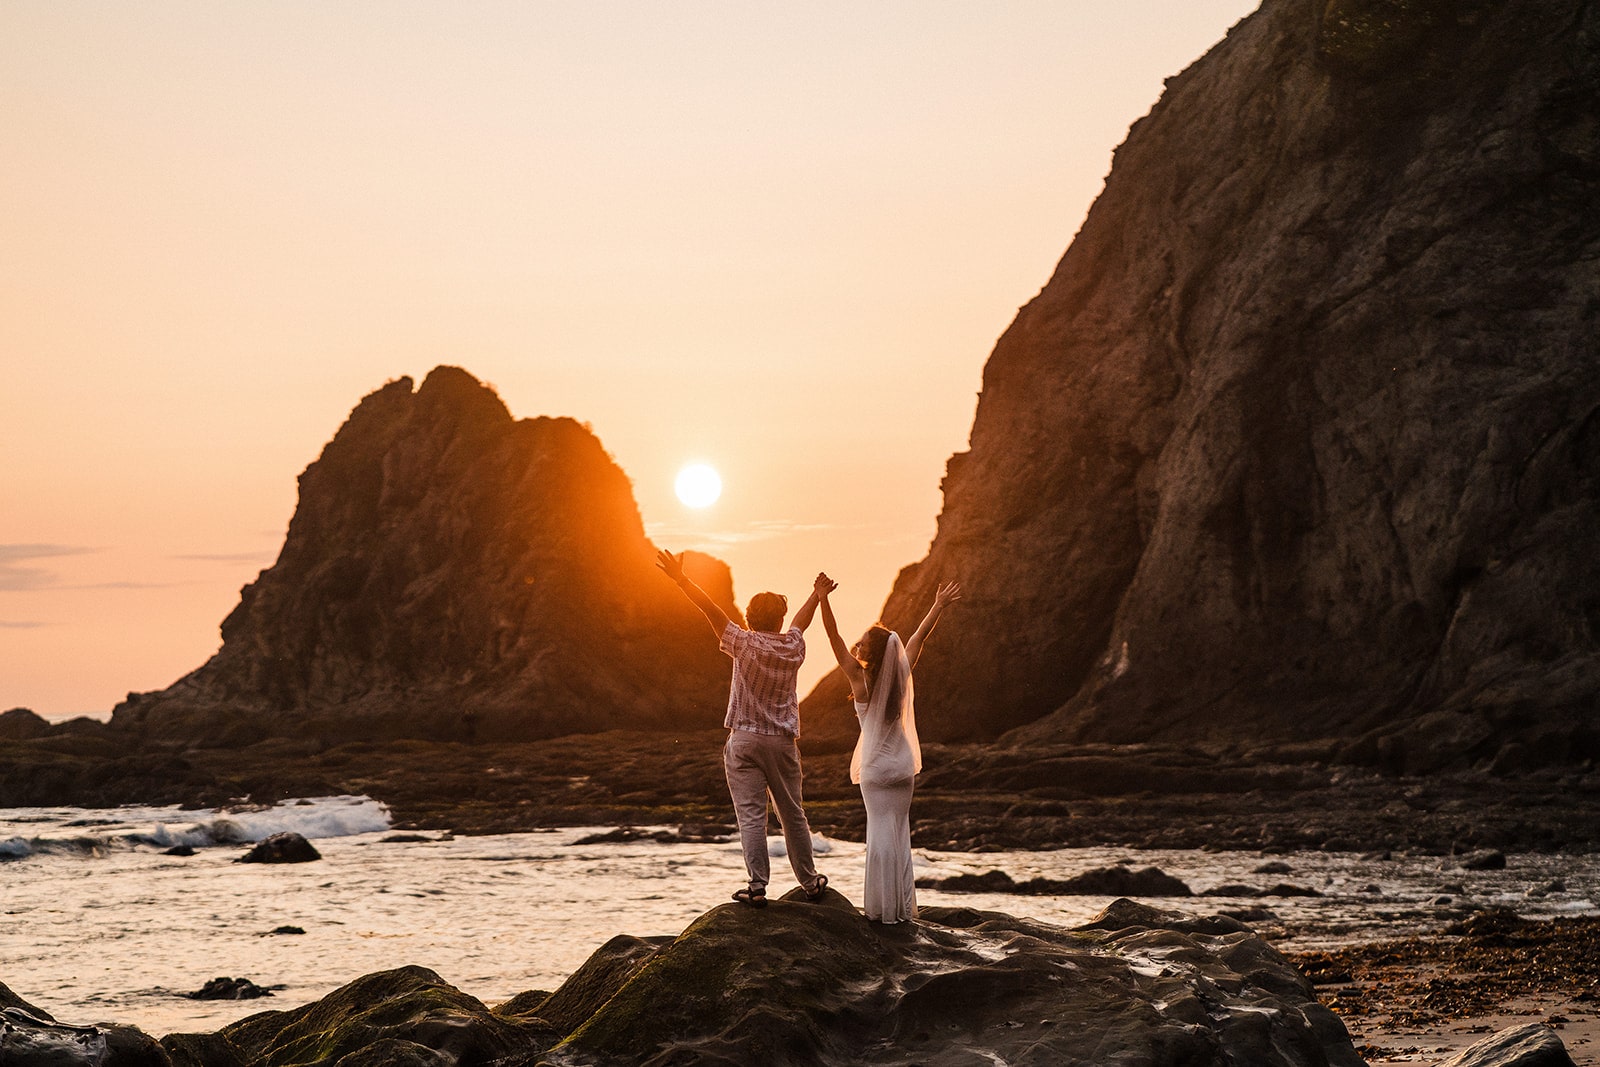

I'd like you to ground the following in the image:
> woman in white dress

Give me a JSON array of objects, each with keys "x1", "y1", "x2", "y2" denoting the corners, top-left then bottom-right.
[{"x1": 818, "y1": 579, "x2": 960, "y2": 923}]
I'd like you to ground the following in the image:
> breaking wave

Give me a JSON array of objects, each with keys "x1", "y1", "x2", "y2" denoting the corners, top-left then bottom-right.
[{"x1": 0, "y1": 796, "x2": 391, "y2": 861}]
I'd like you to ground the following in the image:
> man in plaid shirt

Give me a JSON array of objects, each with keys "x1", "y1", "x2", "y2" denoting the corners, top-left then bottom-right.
[{"x1": 658, "y1": 549, "x2": 831, "y2": 907}]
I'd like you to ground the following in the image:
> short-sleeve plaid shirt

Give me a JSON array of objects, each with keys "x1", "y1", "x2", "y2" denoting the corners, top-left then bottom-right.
[{"x1": 719, "y1": 621, "x2": 806, "y2": 737}]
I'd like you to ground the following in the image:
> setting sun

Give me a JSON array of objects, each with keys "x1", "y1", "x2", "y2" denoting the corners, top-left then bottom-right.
[{"x1": 674, "y1": 463, "x2": 722, "y2": 508}]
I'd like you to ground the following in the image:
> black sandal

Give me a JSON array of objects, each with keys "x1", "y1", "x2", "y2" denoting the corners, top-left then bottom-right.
[
  {"x1": 805, "y1": 875, "x2": 829, "y2": 902},
  {"x1": 732, "y1": 887, "x2": 767, "y2": 908}
]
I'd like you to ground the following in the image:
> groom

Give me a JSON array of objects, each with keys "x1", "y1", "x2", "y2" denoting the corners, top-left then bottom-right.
[{"x1": 657, "y1": 550, "x2": 830, "y2": 907}]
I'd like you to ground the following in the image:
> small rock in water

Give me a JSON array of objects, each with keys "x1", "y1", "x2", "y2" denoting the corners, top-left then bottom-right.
[
  {"x1": 188, "y1": 977, "x2": 273, "y2": 1000},
  {"x1": 1218, "y1": 905, "x2": 1280, "y2": 924},
  {"x1": 163, "y1": 845, "x2": 196, "y2": 857},
  {"x1": 236, "y1": 832, "x2": 320, "y2": 864},
  {"x1": 919, "y1": 866, "x2": 1192, "y2": 897},
  {"x1": 267, "y1": 926, "x2": 305, "y2": 936},
  {"x1": 1252, "y1": 860, "x2": 1293, "y2": 875},
  {"x1": 380, "y1": 833, "x2": 435, "y2": 844},
  {"x1": 1200, "y1": 884, "x2": 1262, "y2": 898},
  {"x1": 1261, "y1": 883, "x2": 1323, "y2": 897},
  {"x1": 916, "y1": 870, "x2": 1018, "y2": 893},
  {"x1": 1456, "y1": 849, "x2": 1507, "y2": 871}
]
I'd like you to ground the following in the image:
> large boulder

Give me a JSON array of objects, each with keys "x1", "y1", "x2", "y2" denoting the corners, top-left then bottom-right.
[
  {"x1": 219, "y1": 965, "x2": 555, "y2": 1067},
  {"x1": 802, "y1": 0, "x2": 1600, "y2": 770},
  {"x1": 554, "y1": 897, "x2": 1364, "y2": 1066},
  {"x1": 109, "y1": 367, "x2": 740, "y2": 745}
]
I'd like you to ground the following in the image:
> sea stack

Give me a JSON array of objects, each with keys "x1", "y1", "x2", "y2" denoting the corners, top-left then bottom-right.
[
  {"x1": 112, "y1": 367, "x2": 739, "y2": 744},
  {"x1": 802, "y1": 0, "x2": 1600, "y2": 772}
]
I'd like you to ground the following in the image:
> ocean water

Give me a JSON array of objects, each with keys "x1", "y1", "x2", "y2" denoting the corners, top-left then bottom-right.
[{"x1": 3, "y1": 796, "x2": 1597, "y2": 1037}]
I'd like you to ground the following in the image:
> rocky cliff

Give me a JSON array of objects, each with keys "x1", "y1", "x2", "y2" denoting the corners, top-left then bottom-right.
[
  {"x1": 112, "y1": 367, "x2": 738, "y2": 744},
  {"x1": 805, "y1": 0, "x2": 1600, "y2": 770}
]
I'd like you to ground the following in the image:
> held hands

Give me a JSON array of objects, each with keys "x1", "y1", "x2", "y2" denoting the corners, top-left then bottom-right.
[
  {"x1": 934, "y1": 581, "x2": 961, "y2": 609},
  {"x1": 815, "y1": 572, "x2": 838, "y2": 598}
]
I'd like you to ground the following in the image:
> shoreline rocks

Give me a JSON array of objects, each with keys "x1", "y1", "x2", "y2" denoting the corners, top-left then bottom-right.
[
  {"x1": 918, "y1": 864, "x2": 1194, "y2": 897},
  {"x1": 4, "y1": 905, "x2": 1589, "y2": 1066}
]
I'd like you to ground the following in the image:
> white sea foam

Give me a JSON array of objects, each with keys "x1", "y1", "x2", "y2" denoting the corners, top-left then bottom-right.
[
  {"x1": 0, "y1": 796, "x2": 391, "y2": 859},
  {"x1": 767, "y1": 833, "x2": 832, "y2": 858}
]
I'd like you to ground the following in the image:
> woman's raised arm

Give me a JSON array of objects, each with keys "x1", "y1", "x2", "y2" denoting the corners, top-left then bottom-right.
[
  {"x1": 817, "y1": 575, "x2": 868, "y2": 701},
  {"x1": 904, "y1": 581, "x2": 961, "y2": 670}
]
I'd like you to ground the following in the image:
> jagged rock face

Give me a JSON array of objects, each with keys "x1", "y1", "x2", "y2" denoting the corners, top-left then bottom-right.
[
  {"x1": 114, "y1": 367, "x2": 737, "y2": 744},
  {"x1": 806, "y1": 0, "x2": 1600, "y2": 768}
]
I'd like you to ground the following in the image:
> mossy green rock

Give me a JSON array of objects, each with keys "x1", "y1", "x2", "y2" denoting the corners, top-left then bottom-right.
[{"x1": 219, "y1": 965, "x2": 555, "y2": 1067}]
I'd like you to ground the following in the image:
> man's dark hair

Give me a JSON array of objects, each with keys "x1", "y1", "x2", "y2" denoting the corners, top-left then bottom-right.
[{"x1": 746, "y1": 592, "x2": 788, "y2": 633}]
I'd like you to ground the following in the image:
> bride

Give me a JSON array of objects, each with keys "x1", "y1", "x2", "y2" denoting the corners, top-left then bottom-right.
[{"x1": 818, "y1": 578, "x2": 960, "y2": 924}]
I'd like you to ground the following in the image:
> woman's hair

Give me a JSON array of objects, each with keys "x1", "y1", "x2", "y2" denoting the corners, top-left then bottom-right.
[
  {"x1": 745, "y1": 592, "x2": 788, "y2": 633},
  {"x1": 856, "y1": 623, "x2": 903, "y2": 722}
]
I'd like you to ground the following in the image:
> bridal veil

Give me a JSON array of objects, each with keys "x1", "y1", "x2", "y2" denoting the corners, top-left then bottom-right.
[{"x1": 850, "y1": 631, "x2": 922, "y2": 785}]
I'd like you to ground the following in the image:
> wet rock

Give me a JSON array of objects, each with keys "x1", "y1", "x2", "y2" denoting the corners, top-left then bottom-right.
[
  {"x1": 1201, "y1": 884, "x2": 1265, "y2": 897},
  {"x1": 219, "y1": 965, "x2": 554, "y2": 1067},
  {"x1": 916, "y1": 869, "x2": 1020, "y2": 893},
  {"x1": 0, "y1": 991, "x2": 169, "y2": 1067},
  {"x1": 557, "y1": 896, "x2": 1362, "y2": 1066},
  {"x1": 162, "y1": 845, "x2": 196, "y2": 857},
  {"x1": 1262, "y1": 883, "x2": 1323, "y2": 897},
  {"x1": 266, "y1": 926, "x2": 305, "y2": 936},
  {"x1": 0, "y1": 1008, "x2": 109, "y2": 1067},
  {"x1": 380, "y1": 833, "x2": 435, "y2": 843},
  {"x1": 236, "y1": 832, "x2": 320, "y2": 864},
  {"x1": 525, "y1": 934, "x2": 668, "y2": 1036},
  {"x1": 919, "y1": 865, "x2": 1193, "y2": 897},
  {"x1": 188, "y1": 977, "x2": 274, "y2": 1000},
  {"x1": 1458, "y1": 849, "x2": 1509, "y2": 871},
  {"x1": 1253, "y1": 861, "x2": 1294, "y2": 875},
  {"x1": 161, "y1": 1030, "x2": 251, "y2": 1067},
  {"x1": 1438, "y1": 1022, "x2": 1576, "y2": 1067},
  {"x1": 1218, "y1": 905, "x2": 1281, "y2": 925}
]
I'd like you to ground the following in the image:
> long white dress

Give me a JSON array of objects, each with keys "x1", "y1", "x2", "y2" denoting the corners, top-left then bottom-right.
[{"x1": 851, "y1": 633, "x2": 920, "y2": 924}]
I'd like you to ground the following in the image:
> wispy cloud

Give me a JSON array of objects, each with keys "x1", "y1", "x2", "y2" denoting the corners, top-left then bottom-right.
[
  {"x1": 173, "y1": 552, "x2": 276, "y2": 564},
  {"x1": 0, "y1": 544, "x2": 97, "y2": 592},
  {"x1": 0, "y1": 620, "x2": 46, "y2": 629},
  {"x1": 646, "y1": 520, "x2": 842, "y2": 546}
]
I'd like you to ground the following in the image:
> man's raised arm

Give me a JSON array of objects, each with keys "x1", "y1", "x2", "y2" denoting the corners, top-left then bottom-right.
[
  {"x1": 789, "y1": 572, "x2": 833, "y2": 633},
  {"x1": 657, "y1": 549, "x2": 735, "y2": 637}
]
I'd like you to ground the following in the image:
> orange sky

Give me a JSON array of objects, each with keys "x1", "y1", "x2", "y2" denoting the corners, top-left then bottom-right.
[{"x1": 2, "y1": 2, "x2": 1257, "y2": 720}]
